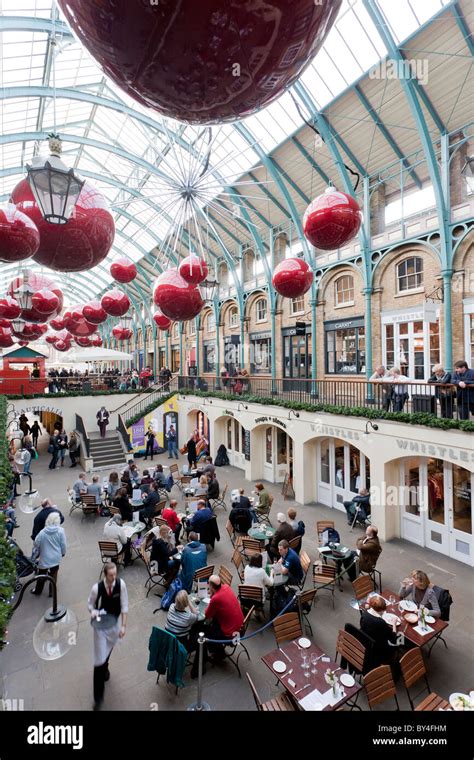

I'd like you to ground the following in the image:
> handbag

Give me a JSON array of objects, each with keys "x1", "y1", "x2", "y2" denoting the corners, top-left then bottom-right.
[{"x1": 47, "y1": 444, "x2": 54, "y2": 454}]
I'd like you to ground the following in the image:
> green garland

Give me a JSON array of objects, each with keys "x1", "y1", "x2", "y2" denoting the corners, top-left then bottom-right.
[
  {"x1": 0, "y1": 396, "x2": 18, "y2": 649},
  {"x1": 126, "y1": 387, "x2": 474, "y2": 432}
]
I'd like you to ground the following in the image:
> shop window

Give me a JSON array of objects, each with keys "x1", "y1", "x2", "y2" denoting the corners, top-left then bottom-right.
[
  {"x1": 290, "y1": 295, "x2": 305, "y2": 315},
  {"x1": 453, "y1": 465, "x2": 472, "y2": 535},
  {"x1": 241, "y1": 425, "x2": 246, "y2": 454},
  {"x1": 320, "y1": 440, "x2": 330, "y2": 484},
  {"x1": 234, "y1": 420, "x2": 240, "y2": 452},
  {"x1": 335, "y1": 275, "x2": 354, "y2": 306},
  {"x1": 171, "y1": 348, "x2": 180, "y2": 373},
  {"x1": 250, "y1": 336, "x2": 271, "y2": 374},
  {"x1": 427, "y1": 459, "x2": 445, "y2": 525},
  {"x1": 188, "y1": 320, "x2": 196, "y2": 336},
  {"x1": 172, "y1": 323, "x2": 179, "y2": 341},
  {"x1": 203, "y1": 344, "x2": 216, "y2": 373},
  {"x1": 255, "y1": 297, "x2": 267, "y2": 322},
  {"x1": 227, "y1": 419, "x2": 233, "y2": 450},
  {"x1": 397, "y1": 256, "x2": 423, "y2": 292},
  {"x1": 470, "y1": 315, "x2": 474, "y2": 366},
  {"x1": 277, "y1": 429, "x2": 287, "y2": 465},
  {"x1": 404, "y1": 460, "x2": 421, "y2": 516},
  {"x1": 334, "y1": 444, "x2": 345, "y2": 488},
  {"x1": 325, "y1": 325, "x2": 365, "y2": 374}
]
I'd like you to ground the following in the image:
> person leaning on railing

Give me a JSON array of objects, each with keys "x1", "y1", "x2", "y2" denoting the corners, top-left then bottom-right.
[
  {"x1": 427, "y1": 365, "x2": 453, "y2": 419},
  {"x1": 369, "y1": 365, "x2": 392, "y2": 412}
]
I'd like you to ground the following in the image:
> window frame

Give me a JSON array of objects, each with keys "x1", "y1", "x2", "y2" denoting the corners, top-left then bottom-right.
[
  {"x1": 396, "y1": 256, "x2": 424, "y2": 293},
  {"x1": 335, "y1": 274, "x2": 355, "y2": 306},
  {"x1": 255, "y1": 297, "x2": 268, "y2": 323}
]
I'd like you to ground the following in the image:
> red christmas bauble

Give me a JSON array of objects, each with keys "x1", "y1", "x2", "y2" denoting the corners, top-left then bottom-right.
[
  {"x1": 112, "y1": 324, "x2": 132, "y2": 341},
  {"x1": 272, "y1": 258, "x2": 313, "y2": 298},
  {"x1": 179, "y1": 255, "x2": 208, "y2": 285},
  {"x1": 153, "y1": 270, "x2": 203, "y2": 321},
  {"x1": 8, "y1": 272, "x2": 63, "y2": 323},
  {"x1": 0, "y1": 297, "x2": 21, "y2": 320},
  {"x1": 303, "y1": 188, "x2": 362, "y2": 250},
  {"x1": 18, "y1": 341, "x2": 29, "y2": 347},
  {"x1": 45, "y1": 334, "x2": 59, "y2": 345},
  {"x1": 63, "y1": 307, "x2": 97, "y2": 337},
  {"x1": 49, "y1": 317, "x2": 66, "y2": 331},
  {"x1": 110, "y1": 257, "x2": 137, "y2": 283},
  {"x1": 55, "y1": 339, "x2": 70, "y2": 352},
  {"x1": 0, "y1": 327, "x2": 14, "y2": 348},
  {"x1": 0, "y1": 203, "x2": 40, "y2": 263},
  {"x1": 101, "y1": 289, "x2": 130, "y2": 317},
  {"x1": 83, "y1": 300, "x2": 107, "y2": 325},
  {"x1": 57, "y1": 0, "x2": 341, "y2": 124},
  {"x1": 0, "y1": 318, "x2": 11, "y2": 329},
  {"x1": 31, "y1": 288, "x2": 60, "y2": 316},
  {"x1": 91, "y1": 335, "x2": 103, "y2": 347},
  {"x1": 152, "y1": 310, "x2": 172, "y2": 331},
  {"x1": 75, "y1": 336, "x2": 92, "y2": 347},
  {"x1": 10, "y1": 322, "x2": 46, "y2": 341},
  {"x1": 55, "y1": 329, "x2": 73, "y2": 343},
  {"x1": 10, "y1": 179, "x2": 115, "y2": 272}
]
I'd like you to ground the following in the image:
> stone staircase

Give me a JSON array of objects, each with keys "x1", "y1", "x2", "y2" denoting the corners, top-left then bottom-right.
[{"x1": 88, "y1": 430, "x2": 128, "y2": 470}]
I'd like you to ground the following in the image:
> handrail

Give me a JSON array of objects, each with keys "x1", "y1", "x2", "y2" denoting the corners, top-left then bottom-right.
[
  {"x1": 117, "y1": 413, "x2": 131, "y2": 452},
  {"x1": 109, "y1": 373, "x2": 179, "y2": 414},
  {"x1": 75, "y1": 413, "x2": 90, "y2": 457},
  {"x1": 122, "y1": 378, "x2": 179, "y2": 425}
]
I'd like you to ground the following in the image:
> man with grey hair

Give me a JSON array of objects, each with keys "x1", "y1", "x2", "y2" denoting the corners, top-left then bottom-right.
[
  {"x1": 103, "y1": 515, "x2": 132, "y2": 567},
  {"x1": 428, "y1": 364, "x2": 453, "y2": 419},
  {"x1": 87, "y1": 475, "x2": 103, "y2": 505},
  {"x1": 204, "y1": 574, "x2": 244, "y2": 661},
  {"x1": 266, "y1": 511, "x2": 295, "y2": 561}
]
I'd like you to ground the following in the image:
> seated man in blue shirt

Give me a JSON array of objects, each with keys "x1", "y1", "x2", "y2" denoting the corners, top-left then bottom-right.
[
  {"x1": 188, "y1": 500, "x2": 213, "y2": 532},
  {"x1": 178, "y1": 532, "x2": 208, "y2": 592},
  {"x1": 277, "y1": 539, "x2": 303, "y2": 586}
]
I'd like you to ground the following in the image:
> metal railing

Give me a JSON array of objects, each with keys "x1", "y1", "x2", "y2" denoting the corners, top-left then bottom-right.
[
  {"x1": 117, "y1": 413, "x2": 132, "y2": 452},
  {"x1": 122, "y1": 378, "x2": 179, "y2": 424},
  {"x1": 75, "y1": 414, "x2": 90, "y2": 457},
  {"x1": 176, "y1": 376, "x2": 470, "y2": 421}
]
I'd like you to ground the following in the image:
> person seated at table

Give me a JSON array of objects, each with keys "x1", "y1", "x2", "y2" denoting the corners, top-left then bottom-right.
[
  {"x1": 72, "y1": 472, "x2": 88, "y2": 502},
  {"x1": 344, "y1": 488, "x2": 370, "y2": 526},
  {"x1": 205, "y1": 575, "x2": 244, "y2": 662},
  {"x1": 229, "y1": 502, "x2": 253, "y2": 534},
  {"x1": 188, "y1": 500, "x2": 213, "y2": 533},
  {"x1": 103, "y1": 515, "x2": 132, "y2": 566},
  {"x1": 254, "y1": 483, "x2": 271, "y2": 518},
  {"x1": 399, "y1": 570, "x2": 441, "y2": 618},
  {"x1": 162, "y1": 499, "x2": 182, "y2": 544},
  {"x1": 150, "y1": 524, "x2": 180, "y2": 581},
  {"x1": 178, "y1": 532, "x2": 207, "y2": 592},
  {"x1": 286, "y1": 507, "x2": 298, "y2": 530},
  {"x1": 87, "y1": 475, "x2": 103, "y2": 505},
  {"x1": 107, "y1": 471, "x2": 121, "y2": 501},
  {"x1": 206, "y1": 474, "x2": 220, "y2": 502},
  {"x1": 360, "y1": 595, "x2": 399, "y2": 669},
  {"x1": 140, "y1": 469, "x2": 153, "y2": 489},
  {"x1": 129, "y1": 463, "x2": 140, "y2": 485},
  {"x1": 266, "y1": 513, "x2": 295, "y2": 562},
  {"x1": 153, "y1": 464, "x2": 168, "y2": 488},
  {"x1": 277, "y1": 539, "x2": 303, "y2": 586},
  {"x1": 194, "y1": 475, "x2": 209, "y2": 497},
  {"x1": 244, "y1": 552, "x2": 274, "y2": 590},
  {"x1": 356, "y1": 525, "x2": 382, "y2": 573},
  {"x1": 200, "y1": 457, "x2": 215, "y2": 480},
  {"x1": 139, "y1": 482, "x2": 162, "y2": 525},
  {"x1": 113, "y1": 487, "x2": 133, "y2": 522},
  {"x1": 165, "y1": 589, "x2": 199, "y2": 643},
  {"x1": 120, "y1": 470, "x2": 133, "y2": 497}
]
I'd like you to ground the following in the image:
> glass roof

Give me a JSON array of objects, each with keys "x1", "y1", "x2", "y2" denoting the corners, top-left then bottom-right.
[{"x1": 0, "y1": 0, "x2": 453, "y2": 302}]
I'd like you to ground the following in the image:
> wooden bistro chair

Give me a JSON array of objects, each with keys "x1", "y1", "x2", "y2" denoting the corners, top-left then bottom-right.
[
  {"x1": 297, "y1": 551, "x2": 311, "y2": 590},
  {"x1": 78, "y1": 493, "x2": 99, "y2": 519},
  {"x1": 351, "y1": 575, "x2": 375, "y2": 607},
  {"x1": 238, "y1": 584, "x2": 265, "y2": 617},
  {"x1": 241, "y1": 537, "x2": 262, "y2": 560},
  {"x1": 152, "y1": 516, "x2": 168, "y2": 529},
  {"x1": 400, "y1": 647, "x2": 432, "y2": 711},
  {"x1": 364, "y1": 665, "x2": 400, "y2": 710},
  {"x1": 296, "y1": 588, "x2": 317, "y2": 637},
  {"x1": 313, "y1": 562, "x2": 337, "y2": 609},
  {"x1": 414, "y1": 693, "x2": 450, "y2": 711},
  {"x1": 335, "y1": 630, "x2": 366, "y2": 698},
  {"x1": 272, "y1": 612, "x2": 303, "y2": 647},
  {"x1": 218, "y1": 565, "x2": 233, "y2": 586},
  {"x1": 256, "y1": 493, "x2": 273, "y2": 527},
  {"x1": 169, "y1": 463, "x2": 183, "y2": 491},
  {"x1": 288, "y1": 535, "x2": 302, "y2": 554},
  {"x1": 221, "y1": 605, "x2": 254, "y2": 678},
  {"x1": 192, "y1": 564, "x2": 215, "y2": 591},
  {"x1": 98, "y1": 540, "x2": 125, "y2": 577},
  {"x1": 210, "y1": 483, "x2": 228, "y2": 512},
  {"x1": 232, "y1": 548, "x2": 245, "y2": 583},
  {"x1": 316, "y1": 520, "x2": 334, "y2": 546},
  {"x1": 246, "y1": 673, "x2": 296, "y2": 712}
]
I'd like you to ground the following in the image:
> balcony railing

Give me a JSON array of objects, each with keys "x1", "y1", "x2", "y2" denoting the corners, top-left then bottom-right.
[{"x1": 177, "y1": 375, "x2": 471, "y2": 422}]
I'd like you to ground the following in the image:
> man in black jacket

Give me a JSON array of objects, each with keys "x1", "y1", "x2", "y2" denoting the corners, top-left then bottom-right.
[
  {"x1": 452, "y1": 360, "x2": 474, "y2": 419},
  {"x1": 207, "y1": 475, "x2": 220, "y2": 501},
  {"x1": 31, "y1": 499, "x2": 65, "y2": 541},
  {"x1": 138, "y1": 483, "x2": 162, "y2": 525}
]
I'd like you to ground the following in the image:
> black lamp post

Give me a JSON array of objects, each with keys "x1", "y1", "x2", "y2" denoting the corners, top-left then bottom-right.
[
  {"x1": 26, "y1": 135, "x2": 84, "y2": 225},
  {"x1": 198, "y1": 278, "x2": 219, "y2": 302}
]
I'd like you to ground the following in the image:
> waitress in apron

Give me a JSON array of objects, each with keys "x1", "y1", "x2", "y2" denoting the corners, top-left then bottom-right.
[{"x1": 88, "y1": 562, "x2": 128, "y2": 710}]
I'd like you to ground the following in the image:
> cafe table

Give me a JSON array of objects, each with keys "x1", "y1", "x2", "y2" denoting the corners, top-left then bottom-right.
[
  {"x1": 318, "y1": 542, "x2": 353, "y2": 589},
  {"x1": 374, "y1": 589, "x2": 449, "y2": 652},
  {"x1": 262, "y1": 638, "x2": 362, "y2": 711},
  {"x1": 248, "y1": 526, "x2": 275, "y2": 542}
]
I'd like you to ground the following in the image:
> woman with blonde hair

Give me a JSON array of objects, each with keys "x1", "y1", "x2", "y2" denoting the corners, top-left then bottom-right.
[
  {"x1": 399, "y1": 570, "x2": 441, "y2": 617},
  {"x1": 165, "y1": 590, "x2": 198, "y2": 641},
  {"x1": 194, "y1": 475, "x2": 209, "y2": 497}
]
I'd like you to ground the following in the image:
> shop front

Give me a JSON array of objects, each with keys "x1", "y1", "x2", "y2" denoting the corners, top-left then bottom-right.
[
  {"x1": 317, "y1": 437, "x2": 370, "y2": 512},
  {"x1": 382, "y1": 306, "x2": 440, "y2": 379},
  {"x1": 262, "y1": 423, "x2": 293, "y2": 483},
  {"x1": 282, "y1": 324, "x2": 312, "y2": 391}
]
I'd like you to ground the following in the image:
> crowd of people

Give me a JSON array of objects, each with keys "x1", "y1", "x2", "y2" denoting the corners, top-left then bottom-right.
[{"x1": 46, "y1": 365, "x2": 175, "y2": 394}]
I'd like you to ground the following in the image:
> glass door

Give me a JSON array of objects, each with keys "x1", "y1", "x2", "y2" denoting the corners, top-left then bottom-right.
[
  {"x1": 283, "y1": 333, "x2": 310, "y2": 391},
  {"x1": 449, "y1": 465, "x2": 473, "y2": 564}
]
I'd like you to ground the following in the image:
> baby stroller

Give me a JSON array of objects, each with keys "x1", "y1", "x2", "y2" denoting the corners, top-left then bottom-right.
[{"x1": 11, "y1": 538, "x2": 37, "y2": 592}]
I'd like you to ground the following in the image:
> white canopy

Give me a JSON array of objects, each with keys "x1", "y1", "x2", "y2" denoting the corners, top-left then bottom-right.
[{"x1": 65, "y1": 348, "x2": 133, "y2": 362}]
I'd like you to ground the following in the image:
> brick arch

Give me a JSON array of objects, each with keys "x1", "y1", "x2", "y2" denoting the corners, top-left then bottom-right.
[
  {"x1": 244, "y1": 289, "x2": 268, "y2": 319},
  {"x1": 452, "y1": 228, "x2": 474, "y2": 271},
  {"x1": 371, "y1": 243, "x2": 439, "y2": 290},
  {"x1": 318, "y1": 263, "x2": 364, "y2": 302},
  {"x1": 220, "y1": 297, "x2": 240, "y2": 322}
]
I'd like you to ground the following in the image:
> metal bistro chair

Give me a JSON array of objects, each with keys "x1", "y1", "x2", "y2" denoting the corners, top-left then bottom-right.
[
  {"x1": 98, "y1": 540, "x2": 125, "y2": 577},
  {"x1": 241, "y1": 537, "x2": 262, "y2": 561},
  {"x1": 288, "y1": 535, "x2": 302, "y2": 554},
  {"x1": 140, "y1": 546, "x2": 167, "y2": 599},
  {"x1": 238, "y1": 584, "x2": 265, "y2": 618},
  {"x1": 351, "y1": 575, "x2": 375, "y2": 609},
  {"x1": 296, "y1": 551, "x2": 311, "y2": 590},
  {"x1": 192, "y1": 564, "x2": 215, "y2": 591},
  {"x1": 363, "y1": 665, "x2": 400, "y2": 710},
  {"x1": 400, "y1": 647, "x2": 432, "y2": 711},
  {"x1": 246, "y1": 672, "x2": 296, "y2": 712},
  {"x1": 210, "y1": 483, "x2": 228, "y2": 512},
  {"x1": 255, "y1": 493, "x2": 273, "y2": 527},
  {"x1": 221, "y1": 605, "x2": 254, "y2": 678},
  {"x1": 313, "y1": 562, "x2": 337, "y2": 609},
  {"x1": 316, "y1": 520, "x2": 334, "y2": 546}
]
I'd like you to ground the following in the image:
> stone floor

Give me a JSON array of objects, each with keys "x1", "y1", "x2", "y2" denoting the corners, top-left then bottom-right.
[{"x1": 2, "y1": 420, "x2": 473, "y2": 712}]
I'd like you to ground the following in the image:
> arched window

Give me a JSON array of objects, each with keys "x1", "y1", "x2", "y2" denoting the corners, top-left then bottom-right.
[
  {"x1": 229, "y1": 306, "x2": 239, "y2": 328},
  {"x1": 397, "y1": 256, "x2": 423, "y2": 292},
  {"x1": 335, "y1": 274, "x2": 354, "y2": 306},
  {"x1": 172, "y1": 323, "x2": 179, "y2": 341},
  {"x1": 255, "y1": 297, "x2": 267, "y2": 322},
  {"x1": 206, "y1": 313, "x2": 216, "y2": 333},
  {"x1": 243, "y1": 250, "x2": 255, "y2": 281}
]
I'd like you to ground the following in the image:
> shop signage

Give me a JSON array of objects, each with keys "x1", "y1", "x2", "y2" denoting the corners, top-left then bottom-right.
[
  {"x1": 324, "y1": 317, "x2": 365, "y2": 331},
  {"x1": 423, "y1": 302, "x2": 438, "y2": 323},
  {"x1": 382, "y1": 310, "x2": 425, "y2": 323},
  {"x1": 250, "y1": 331, "x2": 271, "y2": 340},
  {"x1": 396, "y1": 439, "x2": 474, "y2": 464},
  {"x1": 18, "y1": 404, "x2": 62, "y2": 415},
  {"x1": 255, "y1": 415, "x2": 287, "y2": 429},
  {"x1": 311, "y1": 423, "x2": 360, "y2": 441}
]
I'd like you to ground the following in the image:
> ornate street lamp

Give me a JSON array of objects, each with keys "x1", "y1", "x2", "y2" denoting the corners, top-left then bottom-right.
[
  {"x1": 26, "y1": 134, "x2": 85, "y2": 224},
  {"x1": 11, "y1": 270, "x2": 34, "y2": 311},
  {"x1": 198, "y1": 277, "x2": 219, "y2": 302}
]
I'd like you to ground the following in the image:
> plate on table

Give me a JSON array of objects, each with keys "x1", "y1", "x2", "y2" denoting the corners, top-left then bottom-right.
[
  {"x1": 449, "y1": 693, "x2": 474, "y2": 711},
  {"x1": 404, "y1": 613, "x2": 418, "y2": 624},
  {"x1": 382, "y1": 612, "x2": 401, "y2": 626},
  {"x1": 266, "y1": 530, "x2": 273, "y2": 537},
  {"x1": 424, "y1": 615, "x2": 435, "y2": 624},
  {"x1": 340, "y1": 674, "x2": 355, "y2": 688},
  {"x1": 202, "y1": 597, "x2": 211, "y2": 605},
  {"x1": 399, "y1": 600, "x2": 417, "y2": 612},
  {"x1": 298, "y1": 637, "x2": 311, "y2": 649},
  {"x1": 272, "y1": 660, "x2": 287, "y2": 674}
]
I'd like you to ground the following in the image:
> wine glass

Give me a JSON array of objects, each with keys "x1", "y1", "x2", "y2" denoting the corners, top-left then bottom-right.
[
  {"x1": 302, "y1": 656, "x2": 310, "y2": 678},
  {"x1": 310, "y1": 653, "x2": 318, "y2": 674}
]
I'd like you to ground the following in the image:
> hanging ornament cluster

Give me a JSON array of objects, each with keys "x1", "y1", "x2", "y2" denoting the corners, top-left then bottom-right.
[
  {"x1": 303, "y1": 187, "x2": 362, "y2": 251},
  {"x1": 272, "y1": 258, "x2": 313, "y2": 298},
  {"x1": 8, "y1": 272, "x2": 63, "y2": 323},
  {"x1": 63, "y1": 306, "x2": 97, "y2": 337},
  {"x1": 112, "y1": 323, "x2": 133, "y2": 341},
  {"x1": 153, "y1": 309, "x2": 172, "y2": 331},
  {"x1": 110, "y1": 258, "x2": 137, "y2": 283},
  {"x1": 57, "y1": 0, "x2": 341, "y2": 124},
  {"x1": 0, "y1": 327, "x2": 15, "y2": 348},
  {"x1": 83, "y1": 300, "x2": 107, "y2": 325},
  {"x1": 153, "y1": 269, "x2": 203, "y2": 322}
]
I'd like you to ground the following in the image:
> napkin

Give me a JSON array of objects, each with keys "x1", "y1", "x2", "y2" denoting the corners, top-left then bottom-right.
[
  {"x1": 413, "y1": 624, "x2": 434, "y2": 636},
  {"x1": 299, "y1": 687, "x2": 343, "y2": 710}
]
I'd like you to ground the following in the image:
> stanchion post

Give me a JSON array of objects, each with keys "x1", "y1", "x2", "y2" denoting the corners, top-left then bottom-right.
[{"x1": 187, "y1": 631, "x2": 211, "y2": 711}]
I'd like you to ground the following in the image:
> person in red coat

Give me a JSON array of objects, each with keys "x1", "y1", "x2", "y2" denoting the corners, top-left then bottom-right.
[
  {"x1": 205, "y1": 575, "x2": 244, "y2": 660},
  {"x1": 162, "y1": 499, "x2": 182, "y2": 544}
]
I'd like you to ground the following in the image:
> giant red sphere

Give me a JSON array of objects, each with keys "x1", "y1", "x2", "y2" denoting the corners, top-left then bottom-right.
[
  {"x1": 303, "y1": 188, "x2": 362, "y2": 251},
  {"x1": 55, "y1": 339, "x2": 70, "y2": 352},
  {"x1": 83, "y1": 300, "x2": 107, "y2": 325},
  {"x1": 112, "y1": 324, "x2": 132, "y2": 341},
  {"x1": 74, "y1": 336, "x2": 93, "y2": 347},
  {"x1": 55, "y1": 329, "x2": 73, "y2": 343},
  {"x1": 0, "y1": 327, "x2": 14, "y2": 348},
  {"x1": 91, "y1": 335, "x2": 103, "y2": 347},
  {"x1": 179, "y1": 256, "x2": 208, "y2": 285},
  {"x1": 110, "y1": 258, "x2": 137, "y2": 283},
  {"x1": 272, "y1": 258, "x2": 313, "y2": 298},
  {"x1": 49, "y1": 317, "x2": 65, "y2": 331},
  {"x1": 0, "y1": 318, "x2": 11, "y2": 329},
  {"x1": 57, "y1": 0, "x2": 341, "y2": 124},
  {"x1": 31, "y1": 288, "x2": 60, "y2": 316},
  {"x1": 0, "y1": 296, "x2": 21, "y2": 320},
  {"x1": 45, "y1": 334, "x2": 58, "y2": 345},
  {"x1": 8, "y1": 272, "x2": 63, "y2": 323},
  {"x1": 153, "y1": 270, "x2": 203, "y2": 321},
  {"x1": 152, "y1": 310, "x2": 172, "y2": 331},
  {"x1": 10, "y1": 179, "x2": 115, "y2": 272},
  {"x1": 101, "y1": 289, "x2": 130, "y2": 318},
  {"x1": 63, "y1": 307, "x2": 97, "y2": 337},
  {"x1": 0, "y1": 203, "x2": 40, "y2": 263},
  {"x1": 10, "y1": 322, "x2": 46, "y2": 341}
]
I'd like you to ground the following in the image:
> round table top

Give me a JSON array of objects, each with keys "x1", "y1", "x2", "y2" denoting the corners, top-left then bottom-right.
[{"x1": 249, "y1": 526, "x2": 275, "y2": 540}]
